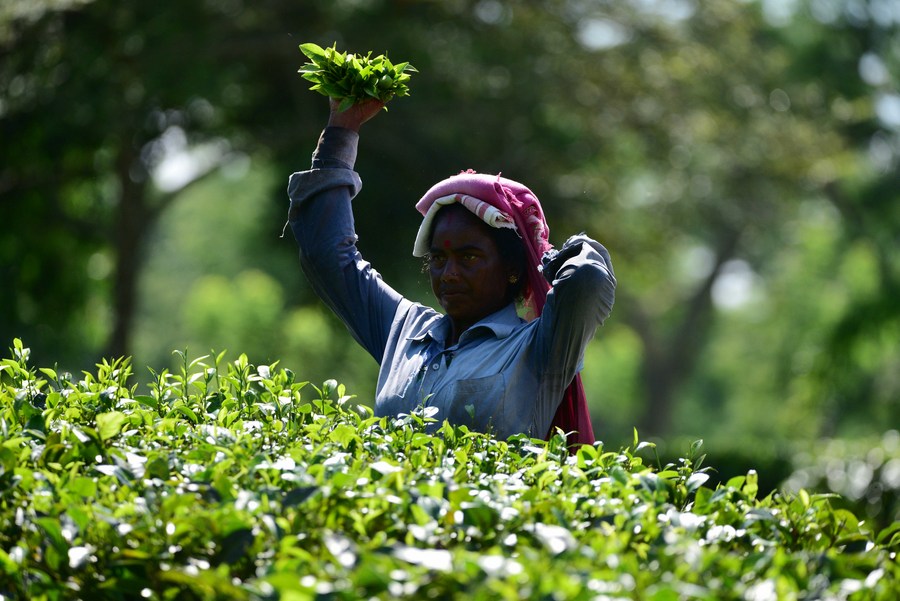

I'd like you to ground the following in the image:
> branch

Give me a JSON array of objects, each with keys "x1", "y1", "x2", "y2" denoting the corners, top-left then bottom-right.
[{"x1": 145, "y1": 159, "x2": 227, "y2": 223}]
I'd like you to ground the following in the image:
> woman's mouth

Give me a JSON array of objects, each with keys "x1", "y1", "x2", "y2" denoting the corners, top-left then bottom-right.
[{"x1": 440, "y1": 289, "x2": 467, "y2": 304}]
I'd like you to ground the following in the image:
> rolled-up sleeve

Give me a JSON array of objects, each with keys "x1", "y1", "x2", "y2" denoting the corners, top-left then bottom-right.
[{"x1": 286, "y1": 127, "x2": 404, "y2": 362}]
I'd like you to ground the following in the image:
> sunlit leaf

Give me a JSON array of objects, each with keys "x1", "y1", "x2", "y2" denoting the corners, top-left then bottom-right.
[{"x1": 96, "y1": 411, "x2": 126, "y2": 441}]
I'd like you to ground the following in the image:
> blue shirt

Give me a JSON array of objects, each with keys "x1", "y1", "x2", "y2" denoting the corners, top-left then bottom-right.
[{"x1": 287, "y1": 127, "x2": 616, "y2": 439}]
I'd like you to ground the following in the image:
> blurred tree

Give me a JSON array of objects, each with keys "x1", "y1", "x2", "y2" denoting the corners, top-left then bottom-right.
[
  {"x1": 665, "y1": 0, "x2": 899, "y2": 444},
  {"x1": 2, "y1": 0, "x2": 226, "y2": 362},
  {"x1": 0, "y1": 0, "x2": 330, "y2": 365},
  {"x1": 772, "y1": 0, "x2": 900, "y2": 438}
]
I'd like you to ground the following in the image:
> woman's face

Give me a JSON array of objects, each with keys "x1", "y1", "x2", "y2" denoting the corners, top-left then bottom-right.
[{"x1": 427, "y1": 206, "x2": 515, "y2": 339}]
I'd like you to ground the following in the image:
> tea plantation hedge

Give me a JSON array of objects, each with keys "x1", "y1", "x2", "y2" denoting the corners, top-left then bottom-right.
[{"x1": 1, "y1": 339, "x2": 898, "y2": 600}]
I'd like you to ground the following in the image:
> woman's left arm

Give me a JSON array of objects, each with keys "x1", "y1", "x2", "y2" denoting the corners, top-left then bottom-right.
[{"x1": 534, "y1": 234, "x2": 617, "y2": 374}]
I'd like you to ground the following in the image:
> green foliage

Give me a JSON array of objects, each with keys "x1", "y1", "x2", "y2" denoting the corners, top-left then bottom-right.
[
  {"x1": 181, "y1": 270, "x2": 286, "y2": 361},
  {"x1": 298, "y1": 42, "x2": 417, "y2": 111},
  {"x1": 784, "y1": 431, "x2": 900, "y2": 533},
  {"x1": 3, "y1": 0, "x2": 897, "y2": 452},
  {"x1": 2, "y1": 339, "x2": 897, "y2": 600},
  {"x1": 130, "y1": 165, "x2": 380, "y2": 396}
]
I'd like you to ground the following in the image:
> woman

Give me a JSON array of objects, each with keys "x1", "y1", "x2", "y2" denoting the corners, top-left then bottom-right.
[{"x1": 287, "y1": 99, "x2": 616, "y2": 444}]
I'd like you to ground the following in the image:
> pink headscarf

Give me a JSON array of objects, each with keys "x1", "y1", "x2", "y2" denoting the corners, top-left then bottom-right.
[{"x1": 415, "y1": 171, "x2": 595, "y2": 447}]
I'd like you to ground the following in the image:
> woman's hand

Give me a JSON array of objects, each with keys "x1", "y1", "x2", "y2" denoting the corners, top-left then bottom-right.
[{"x1": 327, "y1": 97, "x2": 385, "y2": 132}]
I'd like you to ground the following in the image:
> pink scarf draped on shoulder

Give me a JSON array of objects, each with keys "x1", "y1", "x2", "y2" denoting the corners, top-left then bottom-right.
[{"x1": 415, "y1": 170, "x2": 595, "y2": 447}]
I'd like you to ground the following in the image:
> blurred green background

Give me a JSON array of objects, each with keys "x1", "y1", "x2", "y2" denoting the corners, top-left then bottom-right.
[{"x1": 2, "y1": 0, "x2": 898, "y2": 525}]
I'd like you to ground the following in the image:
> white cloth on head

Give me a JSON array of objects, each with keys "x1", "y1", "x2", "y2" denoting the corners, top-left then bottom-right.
[{"x1": 412, "y1": 194, "x2": 518, "y2": 257}]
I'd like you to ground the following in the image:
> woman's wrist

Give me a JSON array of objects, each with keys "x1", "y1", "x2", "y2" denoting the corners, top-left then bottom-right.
[
  {"x1": 311, "y1": 127, "x2": 359, "y2": 169},
  {"x1": 327, "y1": 111, "x2": 363, "y2": 132}
]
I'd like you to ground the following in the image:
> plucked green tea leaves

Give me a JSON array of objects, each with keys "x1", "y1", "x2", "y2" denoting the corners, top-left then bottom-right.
[{"x1": 298, "y1": 42, "x2": 417, "y2": 111}]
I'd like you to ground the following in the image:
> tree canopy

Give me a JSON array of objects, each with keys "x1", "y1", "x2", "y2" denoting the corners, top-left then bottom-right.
[{"x1": 1, "y1": 0, "x2": 897, "y2": 449}]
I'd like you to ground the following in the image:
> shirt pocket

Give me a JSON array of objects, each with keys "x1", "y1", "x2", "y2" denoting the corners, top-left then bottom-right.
[
  {"x1": 375, "y1": 357, "x2": 425, "y2": 418},
  {"x1": 447, "y1": 374, "x2": 506, "y2": 432}
]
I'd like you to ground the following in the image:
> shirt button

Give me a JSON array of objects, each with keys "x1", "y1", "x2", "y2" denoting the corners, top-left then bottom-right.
[{"x1": 431, "y1": 363, "x2": 440, "y2": 370}]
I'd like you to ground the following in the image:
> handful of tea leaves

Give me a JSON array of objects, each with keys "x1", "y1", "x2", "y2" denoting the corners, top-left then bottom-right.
[{"x1": 298, "y1": 42, "x2": 417, "y2": 111}]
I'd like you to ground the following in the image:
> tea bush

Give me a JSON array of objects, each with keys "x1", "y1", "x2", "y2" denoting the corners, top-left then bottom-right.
[
  {"x1": 1, "y1": 339, "x2": 897, "y2": 600},
  {"x1": 651, "y1": 433, "x2": 900, "y2": 534}
]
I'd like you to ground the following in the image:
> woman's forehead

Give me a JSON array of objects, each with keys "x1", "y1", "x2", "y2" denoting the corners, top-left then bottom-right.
[
  {"x1": 432, "y1": 203, "x2": 491, "y2": 232},
  {"x1": 430, "y1": 210, "x2": 497, "y2": 251}
]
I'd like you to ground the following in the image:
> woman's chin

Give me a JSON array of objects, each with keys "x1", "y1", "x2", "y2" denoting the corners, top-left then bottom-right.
[{"x1": 439, "y1": 293, "x2": 465, "y2": 311}]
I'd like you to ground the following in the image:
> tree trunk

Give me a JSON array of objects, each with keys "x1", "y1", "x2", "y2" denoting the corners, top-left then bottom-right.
[
  {"x1": 635, "y1": 328, "x2": 679, "y2": 437},
  {"x1": 104, "y1": 142, "x2": 220, "y2": 360},
  {"x1": 106, "y1": 143, "x2": 146, "y2": 360},
  {"x1": 630, "y1": 231, "x2": 741, "y2": 437}
]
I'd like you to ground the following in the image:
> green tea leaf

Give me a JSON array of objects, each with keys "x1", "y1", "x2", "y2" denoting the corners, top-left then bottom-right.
[
  {"x1": 96, "y1": 411, "x2": 127, "y2": 441},
  {"x1": 299, "y1": 42, "x2": 326, "y2": 61},
  {"x1": 0, "y1": 548, "x2": 19, "y2": 575},
  {"x1": 686, "y1": 472, "x2": 709, "y2": 493}
]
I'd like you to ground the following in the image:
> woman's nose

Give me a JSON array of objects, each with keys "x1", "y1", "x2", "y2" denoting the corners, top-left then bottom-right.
[{"x1": 440, "y1": 257, "x2": 460, "y2": 281}]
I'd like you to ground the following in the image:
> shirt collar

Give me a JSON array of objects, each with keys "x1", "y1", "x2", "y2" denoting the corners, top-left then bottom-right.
[{"x1": 408, "y1": 303, "x2": 523, "y2": 345}]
